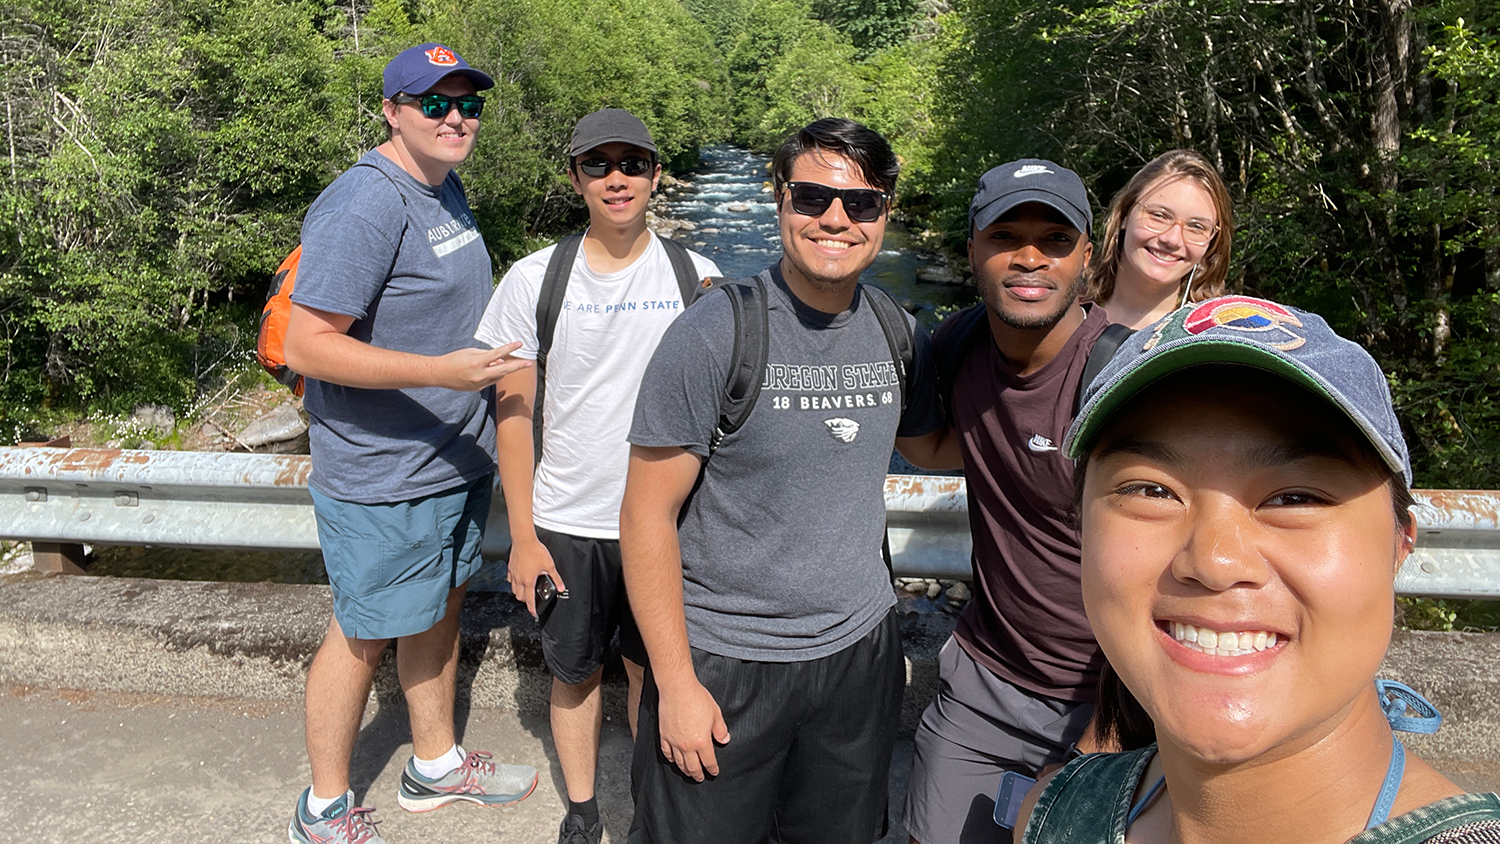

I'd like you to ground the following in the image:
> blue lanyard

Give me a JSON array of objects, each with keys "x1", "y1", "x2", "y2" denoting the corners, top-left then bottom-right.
[{"x1": 1125, "y1": 680, "x2": 1443, "y2": 831}]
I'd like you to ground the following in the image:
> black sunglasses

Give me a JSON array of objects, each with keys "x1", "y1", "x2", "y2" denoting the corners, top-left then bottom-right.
[
  {"x1": 391, "y1": 92, "x2": 484, "y2": 120},
  {"x1": 575, "y1": 157, "x2": 655, "y2": 178},
  {"x1": 782, "y1": 181, "x2": 890, "y2": 223}
]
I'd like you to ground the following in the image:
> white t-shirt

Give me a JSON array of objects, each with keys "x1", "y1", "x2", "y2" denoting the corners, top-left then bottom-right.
[{"x1": 475, "y1": 234, "x2": 719, "y2": 538}]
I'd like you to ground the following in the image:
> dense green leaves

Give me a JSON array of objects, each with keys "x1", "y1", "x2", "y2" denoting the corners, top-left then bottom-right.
[
  {"x1": 0, "y1": 0, "x2": 729, "y2": 418},
  {"x1": 909, "y1": 0, "x2": 1500, "y2": 489}
]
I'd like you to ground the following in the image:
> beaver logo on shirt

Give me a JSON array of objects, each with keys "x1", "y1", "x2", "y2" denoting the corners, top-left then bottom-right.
[{"x1": 825, "y1": 418, "x2": 859, "y2": 442}]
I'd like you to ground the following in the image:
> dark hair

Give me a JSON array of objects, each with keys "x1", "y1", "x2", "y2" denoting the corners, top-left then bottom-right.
[
  {"x1": 1092, "y1": 661, "x2": 1157, "y2": 751},
  {"x1": 770, "y1": 118, "x2": 899, "y2": 197},
  {"x1": 1086, "y1": 149, "x2": 1235, "y2": 306}
]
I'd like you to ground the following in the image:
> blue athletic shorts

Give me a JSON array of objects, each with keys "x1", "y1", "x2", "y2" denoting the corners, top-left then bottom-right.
[{"x1": 311, "y1": 474, "x2": 492, "y2": 640}]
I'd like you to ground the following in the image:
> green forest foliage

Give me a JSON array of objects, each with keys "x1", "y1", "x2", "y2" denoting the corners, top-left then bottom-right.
[
  {"x1": 0, "y1": 0, "x2": 726, "y2": 415},
  {"x1": 910, "y1": 0, "x2": 1500, "y2": 489},
  {"x1": 3, "y1": 0, "x2": 1498, "y2": 492}
]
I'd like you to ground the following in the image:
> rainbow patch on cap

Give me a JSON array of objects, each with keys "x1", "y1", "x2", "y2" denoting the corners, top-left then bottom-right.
[
  {"x1": 425, "y1": 46, "x2": 458, "y2": 66},
  {"x1": 1185, "y1": 296, "x2": 1305, "y2": 351}
]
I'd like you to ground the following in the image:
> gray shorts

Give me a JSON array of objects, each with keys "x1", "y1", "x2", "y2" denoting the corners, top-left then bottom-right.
[{"x1": 903, "y1": 637, "x2": 1093, "y2": 844}]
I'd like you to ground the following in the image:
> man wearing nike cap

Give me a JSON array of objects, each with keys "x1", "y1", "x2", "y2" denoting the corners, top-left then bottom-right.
[
  {"x1": 284, "y1": 42, "x2": 536, "y2": 844},
  {"x1": 904, "y1": 159, "x2": 1118, "y2": 844}
]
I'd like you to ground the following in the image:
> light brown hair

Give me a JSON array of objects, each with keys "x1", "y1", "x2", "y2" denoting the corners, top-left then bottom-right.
[{"x1": 1086, "y1": 149, "x2": 1234, "y2": 306}]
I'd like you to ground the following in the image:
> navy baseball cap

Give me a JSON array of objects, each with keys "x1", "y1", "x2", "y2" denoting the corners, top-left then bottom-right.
[
  {"x1": 568, "y1": 108, "x2": 657, "y2": 158},
  {"x1": 968, "y1": 159, "x2": 1092, "y2": 236},
  {"x1": 1063, "y1": 295, "x2": 1412, "y2": 485},
  {"x1": 383, "y1": 43, "x2": 494, "y2": 99}
]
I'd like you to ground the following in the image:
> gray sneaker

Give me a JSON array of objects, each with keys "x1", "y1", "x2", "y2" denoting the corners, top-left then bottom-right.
[
  {"x1": 288, "y1": 788, "x2": 386, "y2": 844},
  {"x1": 396, "y1": 749, "x2": 538, "y2": 812}
]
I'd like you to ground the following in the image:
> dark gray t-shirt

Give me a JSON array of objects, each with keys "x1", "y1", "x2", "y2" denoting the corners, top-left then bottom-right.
[
  {"x1": 291, "y1": 150, "x2": 497, "y2": 503},
  {"x1": 629, "y1": 265, "x2": 943, "y2": 661}
]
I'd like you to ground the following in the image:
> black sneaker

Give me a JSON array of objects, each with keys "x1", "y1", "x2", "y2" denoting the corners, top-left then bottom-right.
[{"x1": 558, "y1": 813, "x2": 603, "y2": 844}]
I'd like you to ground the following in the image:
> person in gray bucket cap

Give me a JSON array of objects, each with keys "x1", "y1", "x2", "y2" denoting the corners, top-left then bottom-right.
[
  {"x1": 905, "y1": 157, "x2": 1132, "y2": 844},
  {"x1": 1010, "y1": 295, "x2": 1500, "y2": 842}
]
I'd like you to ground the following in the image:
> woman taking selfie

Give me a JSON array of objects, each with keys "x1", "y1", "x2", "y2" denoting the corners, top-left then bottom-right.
[
  {"x1": 1088, "y1": 151, "x2": 1234, "y2": 329},
  {"x1": 1016, "y1": 296, "x2": 1500, "y2": 843}
]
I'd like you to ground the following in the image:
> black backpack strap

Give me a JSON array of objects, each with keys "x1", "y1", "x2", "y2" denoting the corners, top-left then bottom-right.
[
  {"x1": 532, "y1": 233, "x2": 585, "y2": 464},
  {"x1": 675, "y1": 273, "x2": 767, "y2": 525},
  {"x1": 860, "y1": 284, "x2": 915, "y2": 416},
  {"x1": 936, "y1": 304, "x2": 990, "y2": 424},
  {"x1": 710, "y1": 274, "x2": 770, "y2": 453},
  {"x1": 1075, "y1": 322, "x2": 1134, "y2": 415},
  {"x1": 657, "y1": 235, "x2": 703, "y2": 307}
]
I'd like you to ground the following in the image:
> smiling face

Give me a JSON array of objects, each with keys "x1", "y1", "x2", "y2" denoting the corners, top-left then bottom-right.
[
  {"x1": 776, "y1": 150, "x2": 887, "y2": 298},
  {"x1": 969, "y1": 203, "x2": 1092, "y2": 331},
  {"x1": 569, "y1": 142, "x2": 660, "y2": 229},
  {"x1": 382, "y1": 76, "x2": 479, "y2": 185},
  {"x1": 1080, "y1": 368, "x2": 1412, "y2": 765},
  {"x1": 1118, "y1": 175, "x2": 1217, "y2": 294}
]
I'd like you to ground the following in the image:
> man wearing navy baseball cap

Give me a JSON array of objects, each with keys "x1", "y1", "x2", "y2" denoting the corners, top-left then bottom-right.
[
  {"x1": 904, "y1": 158, "x2": 1130, "y2": 844},
  {"x1": 284, "y1": 43, "x2": 536, "y2": 844}
]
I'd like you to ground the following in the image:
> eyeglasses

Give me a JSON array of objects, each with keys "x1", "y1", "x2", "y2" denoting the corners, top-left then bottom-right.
[
  {"x1": 782, "y1": 182, "x2": 890, "y2": 223},
  {"x1": 1134, "y1": 203, "x2": 1218, "y2": 246},
  {"x1": 391, "y1": 92, "x2": 484, "y2": 120},
  {"x1": 574, "y1": 157, "x2": 655, "y2": 178}
]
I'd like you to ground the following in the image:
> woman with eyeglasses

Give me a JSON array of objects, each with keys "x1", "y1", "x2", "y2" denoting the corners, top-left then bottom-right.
[
  {"x1": 1012, "y1": 296, "x2": 1500, "y2": 843},
  {"x1": 1086, "y1": 150, "x2": 1233, "y2": 330}
]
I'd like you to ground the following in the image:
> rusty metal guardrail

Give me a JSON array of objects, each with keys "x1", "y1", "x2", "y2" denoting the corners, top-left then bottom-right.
[{"x1": 2, "y1": 447, "x2": 1498, "y2": 598}]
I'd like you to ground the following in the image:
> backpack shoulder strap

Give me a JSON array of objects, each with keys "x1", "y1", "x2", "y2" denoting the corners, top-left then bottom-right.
[
  {"x1": 352, "y1": 159, "x2": 410, "y2": 207},
  {"x1": 860, "y1": 284, "x2": 915, "y2": 415},
  {"x1": 532, "y1": 233, "x2": 585, "y2": 464},
  {"x1": 1075, "y1": 321, "x2": 1134, "y2": 415},
  {"x1": 709, "y1": 274, "x2": 769, "y2": 453},
  {"x1": 936, "y1": 304, "x2": 990, "y2": 423},
  {"x1": 657, "y1": 234, "x2": 703, "y2": 307}
]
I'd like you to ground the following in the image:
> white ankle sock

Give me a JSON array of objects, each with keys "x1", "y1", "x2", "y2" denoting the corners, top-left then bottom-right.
[
  {"x1": 306, "y1": 789, "x2": 351, "y2": 817},
  {"x1": 413, "y1": 744, "x2": 464, "y2": 779}
]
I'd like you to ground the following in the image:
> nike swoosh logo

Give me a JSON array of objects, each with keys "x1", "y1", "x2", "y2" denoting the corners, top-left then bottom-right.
[{"x1": 1027, "y1": 434, "x2": 1058, "y2": 452}]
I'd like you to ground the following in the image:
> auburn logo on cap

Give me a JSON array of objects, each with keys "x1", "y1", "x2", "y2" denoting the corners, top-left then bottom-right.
[{"x1": 425, "y1": 46, "x2": 458, "y2": 66}]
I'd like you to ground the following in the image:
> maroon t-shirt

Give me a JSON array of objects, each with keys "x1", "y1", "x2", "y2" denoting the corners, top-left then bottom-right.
[{"x1": 937, "y1": 304, "x2": 1110, "y2": 701}]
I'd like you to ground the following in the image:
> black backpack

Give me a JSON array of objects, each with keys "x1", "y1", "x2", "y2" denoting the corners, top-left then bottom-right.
[
  {"x1": 531, "y1": 232, "x2": 703, "y2": 462},
  {"x1": 695, "y1": 271, "x2": 915, "y2": 455},
  {"x1": 935, "y1": 304, "x2": 1133, "y2": 424}
]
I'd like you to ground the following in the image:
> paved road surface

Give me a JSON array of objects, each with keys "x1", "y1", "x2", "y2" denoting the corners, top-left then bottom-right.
[
  {"x1": 0, "y1": 685, "x2": 918, "y2": 844},
  {"x1": 6, "y1": 682, "x2": 1498, "y2": 844}
]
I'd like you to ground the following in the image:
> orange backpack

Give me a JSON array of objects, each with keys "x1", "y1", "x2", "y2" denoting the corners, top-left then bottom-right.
[
  {"x1": 257, "y1": 164, "x2": 409, "y2": 396},
  {"x1": 256, "y1": 245, "x2": 305, "y2": 396}
]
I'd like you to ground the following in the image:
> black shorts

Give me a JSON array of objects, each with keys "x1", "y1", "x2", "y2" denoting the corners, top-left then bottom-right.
[
  {"x1": 629, "y1": 609, "x2": 903, "y2": 844},
  {"x1": 535, "y1": 527, "x2": 646, "y2": 685}
]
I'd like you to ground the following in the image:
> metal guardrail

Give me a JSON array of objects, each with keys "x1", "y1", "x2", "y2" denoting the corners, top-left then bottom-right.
[{"x1": 2, "y1": 447, "x2": 1498, "y2": 598}]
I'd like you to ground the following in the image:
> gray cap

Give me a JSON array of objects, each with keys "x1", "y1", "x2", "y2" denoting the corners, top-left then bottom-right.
[
  {"x1": 568, "y1": 108, "x2": 657, "y2": 158},
  {"x1": 968, "y1": 159, "x2": 1092, "y2": 235},
  {"x1": 1063, "y1": 295, "x2": 1412, "y2": 485}
]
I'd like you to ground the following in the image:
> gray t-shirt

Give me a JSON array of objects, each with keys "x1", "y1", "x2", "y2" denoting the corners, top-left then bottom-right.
[
  {"x1": 629, "y1": 265, "x2": 943, "y2": 661},
  {"x1": 291, "y1": 150, "x2": 497, "y2": 503}
]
